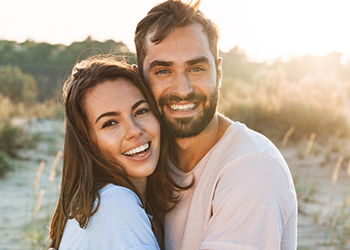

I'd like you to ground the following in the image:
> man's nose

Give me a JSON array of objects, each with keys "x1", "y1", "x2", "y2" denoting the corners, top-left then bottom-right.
[{"x1": 172, "y1": 73, "x2": 193, "y2": 97}]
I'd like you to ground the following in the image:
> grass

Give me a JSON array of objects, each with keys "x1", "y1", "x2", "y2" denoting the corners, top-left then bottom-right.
[
  {"x1": 0, "y1": 56, "x2": 349, "y2": 248},
  {"x1": 294, "y1": 176, "x2": 319, "y2": 203},
  {"x1": 0, "y1": 94, "x2": 64, "y2": 178},
  {"x1": 0, "y1": 119, "x2": 42, "y2": 178},
  {"x1": 0, "y1": 119, "x2": 26, "y2": 158},
  {"x1": 295, "y1": 137, "x2": 350, "y2": 249},
  {"x1": 24, "y1": 151, "x2": 63, "y2": 250},
  {"x1": 0, "y1": 151, "x2": 14, "y2": 178},
  {"x1": 0, "y1": 93, "x2": 64, "y2": 119},
  {"x1": 322, "y1": 197, "x2": 350, "y2": 248},
  {"x1": 219, "y1": 67, "x2": 350, "y2": 143}
]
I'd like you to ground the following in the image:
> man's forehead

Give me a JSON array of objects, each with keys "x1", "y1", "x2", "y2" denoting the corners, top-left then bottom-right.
[
  {"x1": 145, "y1": 24, "x2": 207, "y2": 49},
  {"x1": 143, "y1": 24, "x2": 211, "y2": 61},
  {"x1": 145, "y1": 21, "x2": 204, "y2": 43}
]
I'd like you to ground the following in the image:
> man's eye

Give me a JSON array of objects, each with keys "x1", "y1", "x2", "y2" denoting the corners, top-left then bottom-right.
[
  {"x1": 155, "y1": 69, "x2": 170, "y2": 74},
  {"x1": 102, "y1": 120, "x2": 118, "y2": 129},
  {"x1": 190, "y1": 67, "x2": 204, "y2": 72},
  {"x1": 135, "y1": 108, "x2": 150, "y2": 116}
]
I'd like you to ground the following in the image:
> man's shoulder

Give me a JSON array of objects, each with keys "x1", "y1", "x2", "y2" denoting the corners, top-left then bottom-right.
[
  {"x1": 216, "y1": 119, "x2": 274, "y2": 154},
  {"x1": 211, "y1": 117, "x2": 287, "y2": 171}
]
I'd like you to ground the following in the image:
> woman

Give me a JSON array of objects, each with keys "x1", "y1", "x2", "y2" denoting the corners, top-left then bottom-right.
[{"x1": 49, "y1": 56, "x2": 188, "y2": 249}]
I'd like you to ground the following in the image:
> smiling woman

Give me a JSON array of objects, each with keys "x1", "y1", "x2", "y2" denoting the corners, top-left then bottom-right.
[
  {"x1": 48, "y1": 55, "x2": 189, "y2": 250},
  {"x1": 85, "y1": 79, "x2": 161, "y2": 198}
]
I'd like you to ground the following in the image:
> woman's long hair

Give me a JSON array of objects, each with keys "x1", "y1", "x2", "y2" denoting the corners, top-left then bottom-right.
[{"x1": 49, "y1": 55, "x2": 190, "y2": 250}]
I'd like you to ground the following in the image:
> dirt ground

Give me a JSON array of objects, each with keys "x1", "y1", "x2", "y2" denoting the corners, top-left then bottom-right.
[{"x1": 1, "y1": 118, "x2": 350, "y2": 249}]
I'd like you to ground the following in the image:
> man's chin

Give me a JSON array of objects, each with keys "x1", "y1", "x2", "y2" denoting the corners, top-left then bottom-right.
[
  {"x1": 160, "y1": 90, "x2": 218, "y2": 139},
  {"x1": 162, "y1": 115, "x2": 210, "y2": 139}
]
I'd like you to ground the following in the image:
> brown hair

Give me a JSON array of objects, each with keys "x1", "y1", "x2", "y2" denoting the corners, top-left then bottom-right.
[
  {"x1": 49, "y1": 55, "x2": 189, "y2": 249},
  {"x1": 134, "y1": 0, "x2": 220, "y2": 76}
]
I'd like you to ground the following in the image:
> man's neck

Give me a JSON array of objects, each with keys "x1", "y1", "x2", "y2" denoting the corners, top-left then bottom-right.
[{"x1": 170, "y1": 114, "x2": 231, "y2": 172}]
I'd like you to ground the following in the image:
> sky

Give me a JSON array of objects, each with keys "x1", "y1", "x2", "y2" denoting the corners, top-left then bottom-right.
[{"x1": 1, "y1": 0, "x2": 350, "y2": 62}]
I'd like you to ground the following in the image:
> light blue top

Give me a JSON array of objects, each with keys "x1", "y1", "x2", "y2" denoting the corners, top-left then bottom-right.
[{"x1": 59, "y1": 184, "x2": 160, "y2": 250}]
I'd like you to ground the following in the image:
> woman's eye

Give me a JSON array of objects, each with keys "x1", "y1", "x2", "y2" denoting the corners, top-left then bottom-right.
[
  {"x1": 102, "y1": 120, "x2": 118, "y2": 129},
  {"x1": 135, "y1": 108, "x2": 150, "y2": 116}
]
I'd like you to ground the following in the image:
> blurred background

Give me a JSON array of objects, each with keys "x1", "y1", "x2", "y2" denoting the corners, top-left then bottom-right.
[{"x1": 0, "y1": 0, "x2": 350, "y2": 249}]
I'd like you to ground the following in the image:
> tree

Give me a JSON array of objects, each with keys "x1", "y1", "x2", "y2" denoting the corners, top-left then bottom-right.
[{"x1": 0, "y1": 65, "x2": 37, "y2": 104}]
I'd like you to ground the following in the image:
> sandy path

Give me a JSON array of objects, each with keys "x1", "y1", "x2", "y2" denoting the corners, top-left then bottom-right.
[
  {"x1": 1, "y1": 119, "x2": 350, "y2": 249},
  {"x1": 0, "y1": 119, "x2": 64, "y2": 250},
  {"x1": 281, "y1": 142, "x2": 350, "y2": 250}
]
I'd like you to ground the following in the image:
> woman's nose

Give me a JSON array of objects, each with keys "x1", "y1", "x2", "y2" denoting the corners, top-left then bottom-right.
[{"x1": 125, "y1": 118, "x2": 143, "y2": 140}]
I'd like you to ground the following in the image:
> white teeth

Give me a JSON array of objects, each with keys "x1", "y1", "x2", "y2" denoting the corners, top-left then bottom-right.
[
  {"x1": 169, "y1": 103, "x2": 196, "y2": 111},
  {"x1": 123, "y1": 143, "x2": 149, "y2": 156}
]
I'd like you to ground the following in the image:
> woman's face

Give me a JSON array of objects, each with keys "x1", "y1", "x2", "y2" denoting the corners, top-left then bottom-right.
[{"x1": 85, "y1": 78, "x2": 161, "y2": 184}]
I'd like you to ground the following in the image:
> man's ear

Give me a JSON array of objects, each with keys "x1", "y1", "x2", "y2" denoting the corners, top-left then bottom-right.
[
  {"x1": 217, "y1": 57, "x2": 223, "y2": 88},
  {"x1": 132, "y1": 64, "x2": 140, "y2": 76}
]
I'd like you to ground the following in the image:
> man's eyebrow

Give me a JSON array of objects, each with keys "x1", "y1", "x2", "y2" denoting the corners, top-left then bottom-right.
[
  {"x1": 149, "y1": 60, "x2": 173, "y2": 70},
  {"x1": 186, "y1": 56, "x2": 209, "y2": 66},
  {"x1": 95, "y1": 111, "x2": 120, "y2": 124}
]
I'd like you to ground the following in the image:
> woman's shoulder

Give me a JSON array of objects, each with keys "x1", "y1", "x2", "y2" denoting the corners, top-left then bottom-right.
[
  {"x1": 97, "y1": 184, "x2": 143, "y2": 212},
  {"x1": 60, "y1": 184, "x2": 158, "y2": 249},
  {"x1": 86, "y1": 184, "x2": 148, "y2": 232}
]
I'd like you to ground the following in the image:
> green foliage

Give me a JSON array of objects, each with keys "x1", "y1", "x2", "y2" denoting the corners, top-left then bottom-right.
[
  {"x1": 293, "y1": 177, "x2": 319, "y2": 203},
  {"x1": 323, "y1": 199, "x2": 350, "y2": 248},
  {"x1": 0, "y1": 119, "x2": 41, "y2": 158},
  {"x1": 0, "y1": 65, "x2": 37, "y2": 104},
  {"x1": 0, "y1": 38, "x2": 349, "y2": 142},
  {"x1": 0, "y1": 37, "x2": 132, "y2": 65},
  {"x1": 0, "y1": 37, "x2": 135, "y2": 101},
  {"x1": 221, "y1": 47, "x2": 265, "y2": 83},
  {"x1": 25, "y1": 204, "x2": 52, "y2": 250},
  {"x1": 0, "y1": 118, "x2": 41, "y2": 178},
  {"x1": 219, "y1": 65, "x2": 350, "y2": 142},
  {"x1": 0, "y1": 119, "x2": 23, "y2": 157},
  {"x1": 0, "y1": 151, "x2": 14, "y2": 178},
  {"x1": 274, "y1": 52, "x2": 350, "y2": 81}
]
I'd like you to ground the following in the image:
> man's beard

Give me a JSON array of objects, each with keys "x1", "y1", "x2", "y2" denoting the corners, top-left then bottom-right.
[{"x1": 158, "y1": 88, "x2": 218, "y2": 139}]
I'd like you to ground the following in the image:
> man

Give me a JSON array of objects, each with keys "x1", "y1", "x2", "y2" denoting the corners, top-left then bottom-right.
[{"x1": 134, "y1": 0, "x2": 297, "y2": 249}]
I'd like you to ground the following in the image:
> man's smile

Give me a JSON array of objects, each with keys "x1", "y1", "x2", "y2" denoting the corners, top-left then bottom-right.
[{"x1": 168, "y1": 103, "x2": 197, "y2": 112}]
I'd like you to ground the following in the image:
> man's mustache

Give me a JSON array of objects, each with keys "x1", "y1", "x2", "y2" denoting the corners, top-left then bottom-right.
[{"x1": 158, "y1": 92, "x2": 207, "y2": 107}]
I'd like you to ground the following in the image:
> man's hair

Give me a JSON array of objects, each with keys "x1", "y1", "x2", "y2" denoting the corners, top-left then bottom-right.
[{"x1": 135, "y1": 0, "x2": 220, "y2": 76}]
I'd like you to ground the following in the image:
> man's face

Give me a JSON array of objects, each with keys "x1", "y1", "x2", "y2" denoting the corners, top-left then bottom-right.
[{"x1": 142, "y1": 23, "x2": 222, "y2": 139}]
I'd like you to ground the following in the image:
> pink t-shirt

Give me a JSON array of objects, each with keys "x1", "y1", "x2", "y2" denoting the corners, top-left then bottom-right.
[{"x1": 165, "y1": 122, "x2": 297, "y2": 250}]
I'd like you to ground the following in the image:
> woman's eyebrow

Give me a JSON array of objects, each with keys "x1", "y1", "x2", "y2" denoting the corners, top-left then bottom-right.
[
  {"x1": 95, "y1": 111, "x2": 120, "y2": 124},
  {"x1": 95, "y1": 100, "x2": 147, "y2": 124},
  {"x1": 132, "y1": 100, "x2": 147, "y2": 110}
]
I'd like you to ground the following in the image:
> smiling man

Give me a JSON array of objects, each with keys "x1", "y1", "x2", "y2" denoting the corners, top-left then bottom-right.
[
  {"x1": 144, "y1": 30, "x2": 219, "y2": 142},
  {"x1": 134, "y1": 1, "x2": 297, "y2": 250}
]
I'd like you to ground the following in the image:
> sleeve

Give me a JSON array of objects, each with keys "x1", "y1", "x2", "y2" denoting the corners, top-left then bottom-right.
[
  {"x1": 200, "y1": 154, "x2": 297, "y2": 250},
  {"x1": 85, "y1": 186, "x2": 160, "y2": 250}
]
